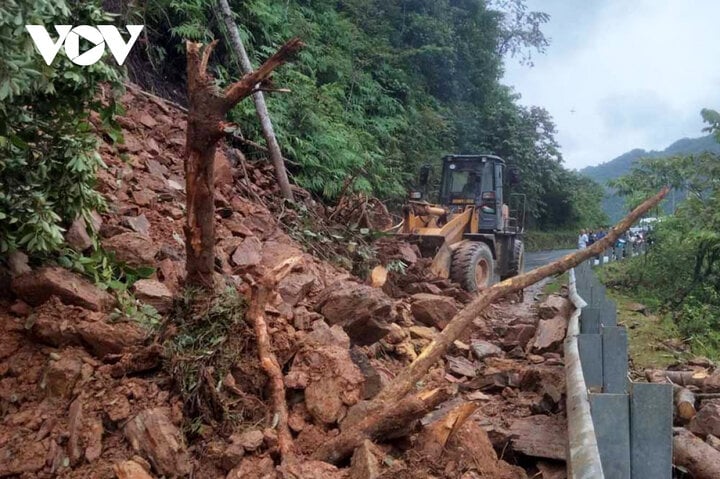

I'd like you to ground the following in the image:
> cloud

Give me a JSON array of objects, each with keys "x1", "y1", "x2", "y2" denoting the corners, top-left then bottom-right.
[{"x1": 503, "y1": 0, "x2": 720, "y2": 169}]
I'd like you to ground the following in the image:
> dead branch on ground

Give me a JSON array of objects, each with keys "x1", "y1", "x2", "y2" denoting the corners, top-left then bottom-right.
[{"x1": 246, "y1": 257, "x2": 303, "y2": 464}]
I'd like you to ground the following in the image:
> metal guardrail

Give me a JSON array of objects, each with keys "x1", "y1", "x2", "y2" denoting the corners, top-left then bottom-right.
[
  {"x1": 566, "y1": 260, "x2": 673, "y2": 479},
  {"x1": 565, "y1": 268, "x2": 604, "y2": 479}
]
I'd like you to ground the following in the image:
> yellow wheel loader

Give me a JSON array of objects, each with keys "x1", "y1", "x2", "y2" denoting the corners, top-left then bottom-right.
[{"x1": 397, "y1": 154, "x2": 525, "y2": 292}]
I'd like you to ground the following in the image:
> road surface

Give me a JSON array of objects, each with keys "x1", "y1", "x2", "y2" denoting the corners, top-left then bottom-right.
[{"x1": 524, "y1": 249, "x2": 575, "y2": 272}]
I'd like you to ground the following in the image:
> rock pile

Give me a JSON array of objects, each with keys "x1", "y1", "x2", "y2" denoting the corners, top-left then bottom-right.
[{"x1": 0, "y1": 89, "x2": 572, "y2": 479}]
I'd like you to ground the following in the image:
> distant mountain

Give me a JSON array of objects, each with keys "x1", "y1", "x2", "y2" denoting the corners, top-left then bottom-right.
[{"x1": 580, "y1": 135, "x2": 720, "y2": 223}]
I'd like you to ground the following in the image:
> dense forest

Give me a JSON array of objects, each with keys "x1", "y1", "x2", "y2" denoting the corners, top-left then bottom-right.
[
  {"x1": 1, "y1": 0, "x2": 611, "y2": 258},
  {"x1": 0, "y1": 0, "x2": 606, "y2": 260},
  {"x1": 134, "y1": 0, "x2": 607, "y2": 229}
]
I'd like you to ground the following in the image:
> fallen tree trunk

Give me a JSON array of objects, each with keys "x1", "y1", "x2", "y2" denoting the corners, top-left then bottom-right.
[
  {"x1": 675, "y1": 386, "x2": 697, "y2": 421},
  {"x1": 184, "y1": 38, "x2": 303, "y2": 288},
  {"x1": 313, "y1": 387, "x2": 453, "y2": 464},
  {"x1": 674, "y1": 428, "x2": 720, "y2": 479},
  {"x1": 217, "y1": 0, "x2": 294, "y2": 201},
  {"x1": 314, "y1": 187, "x2": 669, "y2": 464}
]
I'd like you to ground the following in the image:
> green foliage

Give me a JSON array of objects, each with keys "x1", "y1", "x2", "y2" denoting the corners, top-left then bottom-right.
[
  {"x1": 608, "y1": 111, "x2": 720, "y2": 357},
  {"x1": 54, "y1": 245, "x2": 160, "y2": 327},
  {"x1": 136, "y1": 0, "x2": 598, "y2": 229},
  {"x1": 0, "y1": 0, "x2": 122, "y2": 255},
  {"x1": 581, "y1": 134, "x2": 720, "y2": 224}
]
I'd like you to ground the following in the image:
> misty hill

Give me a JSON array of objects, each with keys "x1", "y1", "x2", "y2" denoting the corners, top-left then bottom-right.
[{"x1": 580, "y1": 135, "x2": 720, "y2": 223}]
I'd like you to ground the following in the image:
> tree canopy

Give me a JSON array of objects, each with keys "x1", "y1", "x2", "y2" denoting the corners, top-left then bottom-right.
[
  {"x1": 610, "y1": 109, "x2": 720, "y2": 353},
  {"x1": 137, "y1": 0, "x2": 603, "y2": 231}
]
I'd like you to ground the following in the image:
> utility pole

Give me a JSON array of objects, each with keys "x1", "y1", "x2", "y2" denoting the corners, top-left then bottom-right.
[{"x1": 217, "y1": 0, "x2": 294, "y2": 201}]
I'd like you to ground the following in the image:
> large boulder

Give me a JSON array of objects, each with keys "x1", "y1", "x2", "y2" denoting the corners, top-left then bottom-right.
[
  {"x1": 132, "y1": 279, "x2": 173, "y2": 313},
  {"x1": 103, "y1": 232, "x2": 159, "y2": 267},
  {"x1": 530, "y1": 315, "x2": 568, "y2": 353},
  {"x1": 12, "y1": 266, "x2": 115, "y2": 311},
  {"x1": 410, "y1": 293, "x2": 458, "y2": 329},
  {"x1": 314, "y1": 282, "x2": 394, "y2": 345},
  {"x1": 44, "y1": 353, "x2": 82, "y2": 398},
  {"x1": 65, "y1": 217, "x2": 93, "y2": 251},
  {"x1": 537, "y1": 294, "x2": 572, "y2": 320},
  {"x1": 230, "y1": 237, "x2": 262, "y2": 268},
  {"x1": 124, "y1": 408, "x2": 192, "y2": 477},
  {"x1": 278, "y1": 273, "x2": 316, "y2": 307},
  {"x1": 29, "y1": 298, "x2": 146, "y2": 358},
  {"x1": 113, "y1": 460, "x2": 155, "y2": 479},
  {"x1": 286, "y1": 322, "x2": 365, "y2": 425}
]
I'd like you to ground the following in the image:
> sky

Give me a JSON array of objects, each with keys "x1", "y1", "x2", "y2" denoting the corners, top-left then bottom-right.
[{"x1": 503, "y1": 0, "x2": 720, "y2": 170}]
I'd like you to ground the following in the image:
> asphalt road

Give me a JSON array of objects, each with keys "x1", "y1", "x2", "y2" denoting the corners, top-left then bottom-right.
[{"x1": 524, "y1": 248, "x2": 576, "y2": 272}]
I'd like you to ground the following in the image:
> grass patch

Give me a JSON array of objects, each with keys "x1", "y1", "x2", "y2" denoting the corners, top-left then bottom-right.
[
  {"x1": 606, "y1": 289, "x2": 689, "y2": 370},
  {"x1": 596, "y1": 264, "x2": 691, "y2": 370},
  {"x1": 542, "y1": 272, "x2": 569, "y2": 296},
  {"x1": 164, "y1": 287, "x2": 267, "y2": 433}
]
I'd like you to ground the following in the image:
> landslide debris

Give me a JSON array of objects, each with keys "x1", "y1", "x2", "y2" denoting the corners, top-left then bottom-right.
[{"x1": 0, "y1": 88, "x2": 571, "y2": 479}]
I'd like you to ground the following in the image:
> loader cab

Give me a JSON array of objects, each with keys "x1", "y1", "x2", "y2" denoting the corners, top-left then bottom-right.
[{"x1": 439, "y1": 155, "x2": 505, "y2": 233}]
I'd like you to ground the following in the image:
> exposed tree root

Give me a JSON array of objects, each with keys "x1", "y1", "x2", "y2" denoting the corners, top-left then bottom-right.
[{"x1": 246, "y1": 257, "x2": 303, "y2": 465}]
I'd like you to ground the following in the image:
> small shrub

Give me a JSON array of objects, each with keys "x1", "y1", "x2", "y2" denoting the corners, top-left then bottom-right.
[{"x1": 0, "y1": 0, "x2": 122, "y2": 255}]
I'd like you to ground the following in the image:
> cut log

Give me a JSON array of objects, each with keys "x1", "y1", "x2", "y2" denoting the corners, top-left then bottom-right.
[
  {"x1": 689, "y1": 402, "x2": 720, "y2": 438},
  {"x1": 646, "y1": 369, "x2": 720, "y2": 391},
  {"x1": 313, "y1": 188, "x2": 669, "y2": 465},
  {"x1": 673, "y1": 428, "x2": 720, "y2": 479},
  {"x1": 675, "y1": 386, "x2": 697, "y2": 421},
  {"x1": 708, "y1": 434, "x2": 720, "y2": 452},
  {"x1": 184, "y1": 37, "x2": 303, "y2": 287}
]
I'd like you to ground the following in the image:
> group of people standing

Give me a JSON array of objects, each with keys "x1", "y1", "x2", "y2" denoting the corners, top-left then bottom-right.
[
  {"x1": 578, "y1": 228, "x2": 649, "y2": 251},
  {"x1": 577, "y1": 228, "x2": 608, "y2": 249}
]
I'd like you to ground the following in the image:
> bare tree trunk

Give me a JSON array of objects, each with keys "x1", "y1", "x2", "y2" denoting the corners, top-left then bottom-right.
[
  {"x1": 184, "y1": 38, "x2": 303, "y2": 288},
  {"x1": 217, "y1": 0, "x2": 294, "y2": 201},
  {"x1": 313, "y1": 187, "x2": 669, "y2": 464}
]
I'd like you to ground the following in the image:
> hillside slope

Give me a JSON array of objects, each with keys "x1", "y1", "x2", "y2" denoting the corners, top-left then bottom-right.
[
  {"x1": 580, "y1": 135, "x2": 720, "y2": 223},
  {"x1": 0, "y1": 88, "x2": 569, "y2": 479}
]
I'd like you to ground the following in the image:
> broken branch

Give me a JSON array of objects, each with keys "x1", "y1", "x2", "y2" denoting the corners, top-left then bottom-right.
[
  {"x1": 313, "y1": 386, "x2": 454, "y2": 464},
  {"x1": 224, "y1": 37, "x2": 304, "y2": 109}
]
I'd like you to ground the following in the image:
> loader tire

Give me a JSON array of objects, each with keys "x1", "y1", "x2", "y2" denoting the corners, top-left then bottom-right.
[
  {"x1": 507, "y1": 239, "x2": 525, "y2": 278},
  {"x1": 451, "y1": 241, "x2": 495, "y2": 292}
]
